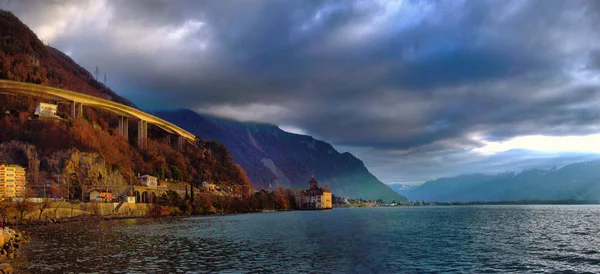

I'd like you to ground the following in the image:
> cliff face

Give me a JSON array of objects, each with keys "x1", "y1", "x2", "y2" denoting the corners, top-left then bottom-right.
[
  {"x1": 46, "y1": 149, "x2": 129, "y2": 188},
  {"x1": 156, "y1": 109, "x2": 406, "y2": 202},
  {"x1": 0, "y1": 141, "x2": 129, "y2": 197}
]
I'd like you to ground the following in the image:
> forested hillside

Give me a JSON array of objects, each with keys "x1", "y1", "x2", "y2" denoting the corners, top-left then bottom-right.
[{"x1": 0, "y1": 10, "x2": 251, "y2": 199}]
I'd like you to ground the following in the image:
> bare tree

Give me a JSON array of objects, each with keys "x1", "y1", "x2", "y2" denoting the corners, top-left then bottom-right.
[
  {"x1": 89, "y1": 201, "x2": 100, "y2": 216},
  {"x1": 0, "y1": 201, "x2": 13, "y2": 224},
  {"x1": 15, "y1": 199, "x2": 33, "y2": 221},
  {"x1": 70, "y1": 201, "x2": 80, "y2": 217},
  {"x1": 16, "y1": 186, "x2": 35, "y2": 221},
  {"x1": 38, "y1": 198, "x2": 51, "y2": 220}
]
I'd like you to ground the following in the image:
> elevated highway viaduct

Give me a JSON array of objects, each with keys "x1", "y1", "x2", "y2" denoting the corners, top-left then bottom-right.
[{"x1": 0, "y1": 80, "x2": 195, "y2": 148}]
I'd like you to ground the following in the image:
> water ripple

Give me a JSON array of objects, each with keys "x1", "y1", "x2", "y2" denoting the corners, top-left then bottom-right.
[{"x1": 21, "y1": 205, "x2": 600, "y2": 273}]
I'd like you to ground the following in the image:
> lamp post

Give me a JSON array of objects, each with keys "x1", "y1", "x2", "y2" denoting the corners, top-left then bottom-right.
[
  {"x1": 67, "y1": 174, "x2": 70, "y2": 201},
  {"x1": 60, "y1": 159, "x2": 74, "y2": 201}
]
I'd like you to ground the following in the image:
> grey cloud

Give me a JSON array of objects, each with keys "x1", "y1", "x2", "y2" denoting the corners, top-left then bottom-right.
[
  {"x1": 590, "y1": 50, "x2": 600, "y2": 70},
  {"x1": 354, "y1": 146, "x2": 600, "y2": 185}
]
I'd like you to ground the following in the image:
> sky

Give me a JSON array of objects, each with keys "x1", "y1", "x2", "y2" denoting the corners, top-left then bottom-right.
[{"x1": 2, "y1": 0, "x2": 600, "y2": 185}]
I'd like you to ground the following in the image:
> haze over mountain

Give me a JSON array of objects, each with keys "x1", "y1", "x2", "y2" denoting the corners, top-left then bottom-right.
[
  {"x1": 402, "y1": 161, "x2": 600, "y2": 202},
  {"x1": 157, "y1": 109, "x2": 405, "y2": 201}
]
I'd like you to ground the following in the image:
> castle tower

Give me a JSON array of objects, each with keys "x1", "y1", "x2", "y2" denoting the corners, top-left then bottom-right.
[{"x1": 309, "y1": 178, "x2": 318, "y2": 190}]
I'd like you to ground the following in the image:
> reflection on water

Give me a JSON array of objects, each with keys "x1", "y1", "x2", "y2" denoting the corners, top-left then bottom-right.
[{"x1": 23, "y1": 206, "x2": 600, "y2": 272}]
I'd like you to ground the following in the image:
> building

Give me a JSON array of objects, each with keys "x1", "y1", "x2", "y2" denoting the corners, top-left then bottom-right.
[
  {"x1": 89, "y1": 189, "x2": 114, "y2": 202},
  {"x1": 201, "y1": 181, "x2": 216, "y2": 191},
  {"x1": 127, "y1": 195, "x2": 136, "y2": 204},
  {"x1": 137, "y1": 174, "x2": 158, "y2": 187},
  {"x1": 0, "y1": 164, "x2": 27, "y2": 198},
  {"x1": 34, "y1": 102, "x2": 58, "y2": 118},
  {"x1": 295, "y1": 178, "x2": 332, "y2": 210}
]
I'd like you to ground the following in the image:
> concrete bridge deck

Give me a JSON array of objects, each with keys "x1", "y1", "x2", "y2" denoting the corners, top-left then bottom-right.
[{"x1": 0, "y1": 80, "x2": 195, "y2": 147}]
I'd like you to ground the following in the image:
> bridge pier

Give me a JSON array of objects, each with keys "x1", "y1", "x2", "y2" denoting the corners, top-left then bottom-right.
[
  {"x1": 118, "y1": 116, "x2": 129, "y2": 140},
  {"x1": 70, "y1": 102, "x2": 83, "y2": 118},
  {"x1": 123, "y1": 117, "x2": 129, "y2": 140},
  {"x1": 178, "y1": 135, "x2": 184, "y2": 150},
  {"x1": 118, "y1": 117, "x2": 123, "y2": 135},
  {"x1": 137, "y1": 120, "x2": 147, "y2": 147}
]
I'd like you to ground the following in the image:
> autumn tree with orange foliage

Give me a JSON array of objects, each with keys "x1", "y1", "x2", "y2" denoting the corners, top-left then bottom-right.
[{"x1": 0, "y1": 103, "x2": 254, "y2": 196}]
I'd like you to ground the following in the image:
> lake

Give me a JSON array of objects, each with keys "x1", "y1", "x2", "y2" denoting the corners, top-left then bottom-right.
[{"x1": 21, "y1": 205, "x2": 600, "y2": 273}]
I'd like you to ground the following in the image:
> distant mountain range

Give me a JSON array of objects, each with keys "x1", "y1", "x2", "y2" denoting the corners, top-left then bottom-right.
[
  {"x1": 401, "y1": 161, "x2": 600, "y2": 202},
  {"x1": 156, "y1": 109, "x2": 406, "y2": 202}
]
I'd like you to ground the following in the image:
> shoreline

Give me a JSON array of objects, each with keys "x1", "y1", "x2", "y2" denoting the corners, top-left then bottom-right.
[
  {"x1": 16, "y1": 214, "x2": 164, "y2": 230},
  {"x1": 17, "y1": 207, "x2": 298, "y2": 229}
]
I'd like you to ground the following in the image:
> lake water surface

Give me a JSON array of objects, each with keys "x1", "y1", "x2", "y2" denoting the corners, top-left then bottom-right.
[{"x1": 22, "y1": 205, "x2": 600, "y2": 273}]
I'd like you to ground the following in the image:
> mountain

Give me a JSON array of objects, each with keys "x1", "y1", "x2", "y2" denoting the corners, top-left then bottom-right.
[
  {"x1": 403, "y1": 161, "x2": 600, "y2": 202},
  {"x1": 0, "y1": 10, "x2": 251, "y2": 196},
  {"x1": 0, "y1": 10, "x2": 133, "y2": 107},
  {"x1": 155, "y1": 109, "x2": 406, "y2": 202}
]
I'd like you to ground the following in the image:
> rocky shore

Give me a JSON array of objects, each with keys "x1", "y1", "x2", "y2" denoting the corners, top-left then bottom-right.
[{"x1": 0, "y1": 227, "x2": 28, "y2": 274}]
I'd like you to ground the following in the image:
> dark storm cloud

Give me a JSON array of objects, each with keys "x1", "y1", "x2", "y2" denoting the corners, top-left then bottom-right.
[{"x1": 2, "y1": 0, "x2": 600, "y2": 183}]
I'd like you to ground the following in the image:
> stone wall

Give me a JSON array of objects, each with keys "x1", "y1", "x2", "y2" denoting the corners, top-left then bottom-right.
[{"x1": 22, "y1": 202, "x2": 150, "y2": 220}]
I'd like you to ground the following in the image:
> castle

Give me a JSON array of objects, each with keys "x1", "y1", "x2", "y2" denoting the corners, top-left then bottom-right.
[{"x1": 295, "y1": 178, "x2": 332, "y2": 210}]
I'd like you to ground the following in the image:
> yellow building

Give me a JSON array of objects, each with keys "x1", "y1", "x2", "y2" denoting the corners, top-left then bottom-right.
[
  {"x1": 0, "y1": 164, "x2": 27, "y2": 198},
  {"x1": 296, "y1": 178, "x2": 332, "y2": 210}
]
